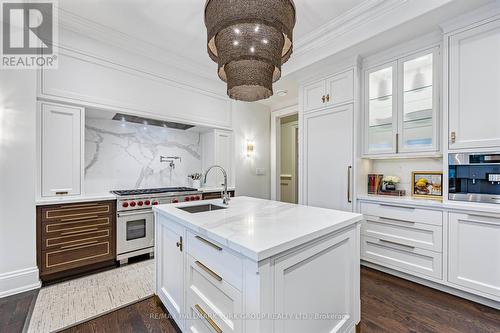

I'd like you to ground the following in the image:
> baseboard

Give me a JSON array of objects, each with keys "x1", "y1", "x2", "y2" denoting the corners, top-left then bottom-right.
[
  {"x1": 361, "y1": 261, "x2": 500, "y2": 310},
  {"x1": 0, "y1": 266, "x2": 41, "y2": 298}
]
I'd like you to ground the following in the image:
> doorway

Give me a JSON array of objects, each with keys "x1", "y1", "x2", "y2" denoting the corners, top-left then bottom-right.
[
  {"x1": 271, "y1": 107, "x2": 299, "y2": 203},
  {"x1": 279, "y1": 114, "x2": 298, "y2": 203}
]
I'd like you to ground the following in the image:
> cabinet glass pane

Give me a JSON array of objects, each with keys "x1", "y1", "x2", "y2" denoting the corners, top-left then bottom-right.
[
  {"x1": 402, "y1": 53, "x2": 433, "y2": 149},
  {"x1": 368, "y1": 67, "x2": 393, "y2": 152}
]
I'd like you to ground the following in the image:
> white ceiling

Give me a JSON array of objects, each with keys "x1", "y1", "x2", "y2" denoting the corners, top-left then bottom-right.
[{"x1": 58, "y1": 0, "x2": 366, "y2": 75}]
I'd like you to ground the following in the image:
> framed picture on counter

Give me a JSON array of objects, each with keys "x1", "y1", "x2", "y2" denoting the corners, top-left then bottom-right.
[{"x1": 412, "y1": 171, "x2": 443, "y2": 200}]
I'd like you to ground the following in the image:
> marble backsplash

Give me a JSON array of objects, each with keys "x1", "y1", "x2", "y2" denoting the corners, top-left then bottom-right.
[{"x1": 85, "y1": 118, "x2": 202, "y2": 193}]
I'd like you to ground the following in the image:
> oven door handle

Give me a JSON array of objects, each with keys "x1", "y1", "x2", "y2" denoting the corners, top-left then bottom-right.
[{"x1": 117, "y1": 210, "x2": 152, "y2": 218}]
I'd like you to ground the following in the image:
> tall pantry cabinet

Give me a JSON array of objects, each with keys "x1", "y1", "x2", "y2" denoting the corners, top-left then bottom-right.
[{"x1": 300, "y1": 68, "x2": 356, "y2": 212}]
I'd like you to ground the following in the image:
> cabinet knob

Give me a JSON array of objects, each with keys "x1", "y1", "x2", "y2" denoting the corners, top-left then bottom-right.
[
  {"x1": 326, "y1": 94, "x2": 330, "y2": 102},
  {"x1": 322, "y1": 95, "x2": 326, "y2": 103}
]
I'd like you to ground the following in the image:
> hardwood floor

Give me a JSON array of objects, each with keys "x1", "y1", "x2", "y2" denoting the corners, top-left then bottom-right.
[
  {"x1": 0, "y1": 289, "x2": 38, "y2": 333},
  {"x1": 360, "y1": 267, "x2": 500, "y2": 333},
  {"x1": 2, "y1": 267, "x2": 499, "y2": 333}
]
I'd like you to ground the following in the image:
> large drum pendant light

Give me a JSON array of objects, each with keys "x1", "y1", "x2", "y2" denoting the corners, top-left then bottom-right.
[{"x1": 205, "y1": 0, "x2": 296, "y2": 102}]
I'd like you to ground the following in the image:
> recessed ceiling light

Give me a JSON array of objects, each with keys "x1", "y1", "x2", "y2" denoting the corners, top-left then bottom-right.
[
  {"x1": 276, "y1": 90, "x2": 288, "y2": 97},
  {"x1": 250, "y1": 46, "x2": 255, "y2": 53}
]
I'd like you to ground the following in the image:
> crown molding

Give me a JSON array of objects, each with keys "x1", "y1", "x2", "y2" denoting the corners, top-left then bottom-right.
[
  {"x1": 440, "y1": 0, "x2": 500, "y2": 34},
  {"x1": 56, "y1": 7, "x2": 218, "y2": 83},
  {"x1": 284, "y1": 0, "x2": 454, "y2": 75}
]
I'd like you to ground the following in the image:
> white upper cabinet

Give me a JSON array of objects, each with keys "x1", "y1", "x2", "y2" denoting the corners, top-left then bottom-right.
[
  {"x1": 39, "y1": 102, "x2": 84, "y2": 197},
  {"x1": 363, "y1": 48, "x2": 440, "y2": 157},
  {"x1": 302, "y1": 69, "x2": 354, "y2": 112},
  {"x1": 448, "y1": 19, "x2": 500, "y2": 150}
]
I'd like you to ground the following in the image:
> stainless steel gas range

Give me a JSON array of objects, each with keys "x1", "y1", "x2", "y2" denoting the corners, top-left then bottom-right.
[{"x1": 112, "y1": 187, "x2": 202, "y2": 264}]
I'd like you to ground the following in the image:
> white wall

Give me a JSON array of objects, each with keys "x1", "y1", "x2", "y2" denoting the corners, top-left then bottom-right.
[
  {"x1": 0, "y1": 71, "x2": 40, "y2": 297},
  {"x1": 368, "y1": 158, "x2": 443, "y2": 194},
  {"x1": 232, "y1": 102, "x2": 271, "y2": 199}
]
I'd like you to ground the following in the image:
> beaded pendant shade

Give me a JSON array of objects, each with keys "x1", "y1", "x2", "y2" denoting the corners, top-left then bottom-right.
[{"x1": 204, "y1": 0, "x2": 296, "y2": 102}]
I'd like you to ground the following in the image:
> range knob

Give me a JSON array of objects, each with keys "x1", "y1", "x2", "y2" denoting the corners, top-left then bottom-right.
[
  {"x1": 122, "y1": 202, "x2": 129, "y2": 208},
  {"x1": 152, "y1": 201, "x2": 159, "y2": 205},
  {"x1": 195, "y1": 196, "x2": 201, "y2": 200},
  {"x1": 137, "y1": 201, "x2": 144, "y2": 206},
  {"x1": 190, "y1": 196, "x2": 195, "y2": 201},
  {"x1": 129, "y1": 201, "x2": 136, "y2": 207},
  {"x1": 184, "y1": 197, "x2": 190, "y2": 202},
  {"x1": 172, "y1": 199, "x2": 179, "y2": 203},
  {"x1": 145, "y1": 200, "x2": 151, "y2": 206}
]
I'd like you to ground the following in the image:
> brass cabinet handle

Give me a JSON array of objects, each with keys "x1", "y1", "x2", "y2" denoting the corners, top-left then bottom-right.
[
  {"x1": 55, "y1": 191, "x2": 69, "y2": 195},
  {"x1": 195, "y1": 236, "x2": 222, "y2": 251},
  {"x1": 60, "y1": 215, "x2": 100, "y2": 222},
  {"x1": 176, "y1": 236, "x2": 183, "y2": 252},
  {"x1": 195, "y1": 261, "x2": 222, "y2": 282},
  {"x1": 60, "y1": 240, "x2": 99, "y2": 249},
  {"x1": 61, "y1": 227, "x2": 99, "y2": 236},
  {"x1": 450, "y1": 131, "x2": 456, "y2": 144},
  {"x1": 347, "y1": 166, "x2": 352, "y2": 203},
  {"x1": 194, "y1": 304, "x2": 222, "y2": 333},
  {"x1": 377, "y1": 217, "x2": 415, "y2": 224},
  {"x1": 326, "y1": 94, "x2": 330, "y2": 102},
  {"x1": 379, "y1": 239, "x2": 415, "y2": 249},
  {"x1": 321, "y1": 95, "x2": 326, "y2": 103}
]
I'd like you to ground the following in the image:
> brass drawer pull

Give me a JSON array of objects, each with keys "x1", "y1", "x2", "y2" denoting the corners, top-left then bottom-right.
[
  {"x1": 55, "y1": 191, "x2": 69, "y2": 195},
  {"x1": 195, "y1": 261, "x2": 222, "y2": 282},
  {"x1": 60, "y1": 215, "x2": 100, "y2": 222},
  {"x1": 379, "y1": 239, "x2": 415, "y2": 249},
  {"x1": 60, "y1": 240, "x2": 99, "y2": 249},
  {"x1": 194, "y1": 304, "x2": 222, "y2": 333},
  {"x1": 60, "y1": 228, "x2": 100, "y2": 236},
  {"x1": 195, "y1": 236, "x2": 222, "y2": 251}
]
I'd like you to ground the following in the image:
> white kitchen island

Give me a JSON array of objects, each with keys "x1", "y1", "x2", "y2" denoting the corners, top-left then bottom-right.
[{"x1": 153, "y1": 196, "x2": 363, "y2": 333}]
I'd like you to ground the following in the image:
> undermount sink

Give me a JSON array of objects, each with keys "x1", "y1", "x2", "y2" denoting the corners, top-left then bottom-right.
[{"x1": 177, "y1": 204, "x2": 227, "y2": 214}]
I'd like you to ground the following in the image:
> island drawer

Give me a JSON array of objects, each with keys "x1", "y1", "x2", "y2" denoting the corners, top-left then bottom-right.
[
  {"x1": 361, "y1": 235, "x2": 442, "y2": 279},
  {"x1": 186, "y1": 231, "x2": 243, "y2": 290},
  {"x1": 186, "y1": 254, "x2": 242, "y2": 333},
  {"x1": 360, "y1": 202, "x2": 443, "y2": 226},
  {"x1": 361, "y1": 215, "x2": 442, "y2": 252}
]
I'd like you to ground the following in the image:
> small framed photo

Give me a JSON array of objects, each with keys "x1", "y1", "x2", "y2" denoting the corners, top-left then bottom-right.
[{"x1": 412, "y1": 171, "x2": 443, "y2": 200}]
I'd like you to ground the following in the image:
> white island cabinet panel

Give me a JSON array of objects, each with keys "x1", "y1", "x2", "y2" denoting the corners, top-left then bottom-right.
[
  {"x1": 154, "y1": 197, "x2": 363, "y2": 333},
  {"x1": 449, "y1": 19, "x2": 500, "y2": 150},
  {"x1": 40, "y1": 102, "x2": 83, "y2": 197},
  {"x1": 274, "y1": 228, "x2": 358, "y2": 333},
  {"x1": 40, "y1": 53, "x2": 232, "y2": 128},
  {"x1": 156, "y1": 218, "x2": 185, "y2": 330},
  {"x1": 448, "y1": 212, "x2": 500, "y2": 300}
]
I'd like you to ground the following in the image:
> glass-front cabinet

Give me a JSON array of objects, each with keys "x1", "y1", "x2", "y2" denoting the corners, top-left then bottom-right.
[{"x1": 363, "y1": 47, "x2": 439, "y2": 156}]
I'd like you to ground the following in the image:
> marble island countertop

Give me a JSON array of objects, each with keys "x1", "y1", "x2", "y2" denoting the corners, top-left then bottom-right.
[{"x1": 153, "y1": 196, "x2": 363, "y2": 261}]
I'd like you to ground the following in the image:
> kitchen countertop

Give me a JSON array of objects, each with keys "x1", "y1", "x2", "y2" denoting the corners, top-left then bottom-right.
[
  {"x1": 358, "y1": 195, "x2": 500, "y2": 215},
  {"x1": 154, "y1": 196, "x2": 363, "y2": 261},
  {"x1": 36, "y1": 193, "x2": 117, "y2": 206}
]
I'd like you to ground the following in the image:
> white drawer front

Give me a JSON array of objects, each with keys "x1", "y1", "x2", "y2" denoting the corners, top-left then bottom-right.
[
  {"x1": 362, "y1": 215, "x2": 442, "y2": 252},
  {"x1": 187, "y1": 254, "x2": 242, "y2": 333},
  {"x1": 360, "y1": 202, "x2": 443, "y2": 226},
  {"x1": 186, "y1": 231, "x2": 243, "y2": 290},
  {"x1": 362, "y1": 235, "x2": 442, "y2": 279}
]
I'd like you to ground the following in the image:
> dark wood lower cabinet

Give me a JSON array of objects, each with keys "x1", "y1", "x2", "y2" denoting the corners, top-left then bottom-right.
[
  {"x1": 202, "y1": 190, "x2": 235, "y2": 200},
  {"x1": 36, "y1": 200, "x2": 116, "y2": 282}
]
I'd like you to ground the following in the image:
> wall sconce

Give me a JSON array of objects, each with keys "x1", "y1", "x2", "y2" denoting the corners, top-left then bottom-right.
[{"x1": 246, "y1": 140, "x2": 255, "y2": 157}]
